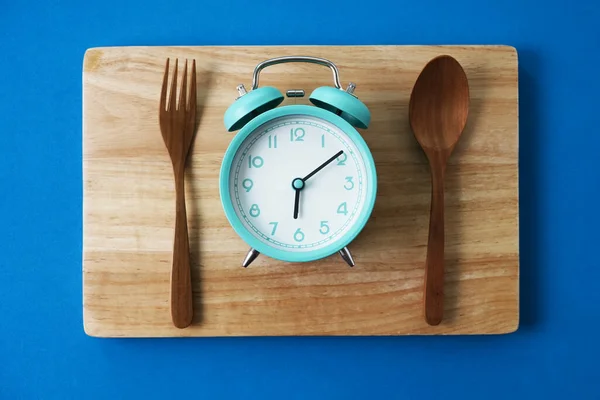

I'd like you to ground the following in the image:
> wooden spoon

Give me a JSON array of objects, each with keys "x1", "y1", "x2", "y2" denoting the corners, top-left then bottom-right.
[{"x1": 409, "y1": 55, "x2": 469, "y2": 326}]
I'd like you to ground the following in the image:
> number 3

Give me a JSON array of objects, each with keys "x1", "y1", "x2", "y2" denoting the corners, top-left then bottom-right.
[{"x1": 344, "y1": 176, "x2": 354, "y2": 190}]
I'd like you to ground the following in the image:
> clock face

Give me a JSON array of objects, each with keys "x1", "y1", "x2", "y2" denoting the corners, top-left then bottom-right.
[{"x1": 225, "y1": 113, "x2": 374, "y2": 257}]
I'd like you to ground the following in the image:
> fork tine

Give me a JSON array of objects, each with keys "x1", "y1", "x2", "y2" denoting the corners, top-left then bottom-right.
[
  {"x1": 178, "y1": 60, "x2": 188, "y2": 112},
  {"x1": 168, "y1": 59, "x2": 178, "y2": 112},
  {"x1": 188, "y1": 59, "x2": 197, "y2": 113},
  {"x1": 160, "y1": 58, "x2": 170, "y2": 111}
]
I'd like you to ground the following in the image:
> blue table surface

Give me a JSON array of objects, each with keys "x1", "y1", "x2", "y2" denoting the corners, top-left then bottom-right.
[{"x1": 1, "y1": 0, "x2": 599, "y2": 398}]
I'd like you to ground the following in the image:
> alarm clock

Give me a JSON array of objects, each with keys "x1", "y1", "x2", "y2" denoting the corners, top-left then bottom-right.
[{"x1": 219, "y1": 56, "x2": 377, "y2": 267}]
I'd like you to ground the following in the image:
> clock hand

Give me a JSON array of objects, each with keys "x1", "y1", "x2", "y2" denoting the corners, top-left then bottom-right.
[
  {"x1": 293, "y1": 187, "x2": 300, "y2": 219},
  {"x1": 291, "y1": 150, "x2": 343, "y2": 219},
  {"x1": 291, "y1": 178, "x2": 304, "y2": 219},
  {"x1": 302, "y1": 150, "x2": 344, "y2": 182}
]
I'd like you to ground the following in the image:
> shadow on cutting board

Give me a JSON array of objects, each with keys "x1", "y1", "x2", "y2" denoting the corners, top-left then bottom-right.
[
  {"x1": 442, "y1": 58, "x2": 487, "y2": 323},
  {"x1": 187, "y1": 67, "x2": 214, "y2": 325}
]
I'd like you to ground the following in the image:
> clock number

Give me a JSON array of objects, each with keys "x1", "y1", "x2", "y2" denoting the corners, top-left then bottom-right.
[
  {"x1": 269, "y1": 222, "x2": 278, "y2": 235},
  {"x1": 337, "y1": 202, "x2": 348, "y2": 216},
  {"x1": 321, "y1": 134, "x2": 325, "y2": 148},
  {"x1": 290, "y1": 128, "x2": 305, "y2": 142},
  {"x1": 319, "y1": 221, "x2": 330, "y2": 235},
  {"x1": 268, "y1": 135, "x2": 277, "y2": 148},
  {"x1": 248, "y1": 155, "x2": 264, "y2": 168},
  {"x1": 242, "y1": 178, "x2": 253, "y2": 192},
  {"x1": 293, "y1": 228, "x2": 305, "y2": 242},
  {"x1": 344, "y1": 176, "x2": 354, "y2": 190},
  {"x1": 249, "y1": 204, "x2": 260, "y2": 217},
  {"x1": 336, "y1": 152, "x2": 347, "y2": 166}
]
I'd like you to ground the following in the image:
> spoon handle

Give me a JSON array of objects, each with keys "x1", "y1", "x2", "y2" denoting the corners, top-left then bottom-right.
[
  {"x1": 171, "y1": 169, "x2": 194, "y2": 329},
  {"x1": 424, "y1": 163, "x2": 445, "y2": 325}
]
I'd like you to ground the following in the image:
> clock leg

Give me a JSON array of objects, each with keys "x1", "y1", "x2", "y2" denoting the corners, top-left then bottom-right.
[
  {"x1": 242, "y1": 248, "x2": 260, "y2": 268},
  {"x1": 339, "y1": 247, "x2": 355, "y2": 267}
]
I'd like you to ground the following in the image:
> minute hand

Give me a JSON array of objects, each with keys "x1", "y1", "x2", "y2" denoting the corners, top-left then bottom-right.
[{"x1": 303, "y1": 150, "x2": 344, "y2": 181}]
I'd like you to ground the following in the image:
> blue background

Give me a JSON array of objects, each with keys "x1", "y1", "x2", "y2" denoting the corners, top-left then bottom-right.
[{"x1": 1, "y1": 0, "x2": 598, "y2": 398}]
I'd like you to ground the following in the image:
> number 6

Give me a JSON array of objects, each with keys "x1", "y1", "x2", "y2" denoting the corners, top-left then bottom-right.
[{"x1": 294, "y1": 228, "x2": 305, "y2": 242}]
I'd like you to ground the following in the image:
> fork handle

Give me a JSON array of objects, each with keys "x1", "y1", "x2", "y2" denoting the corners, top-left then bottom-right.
[{"x1": 171, "y1": 170, "x2": 194, "y2": 328}]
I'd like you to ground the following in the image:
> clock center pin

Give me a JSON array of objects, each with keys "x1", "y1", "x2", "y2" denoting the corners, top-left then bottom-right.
[{"x1": 292, "y1": 178, "x2": 305, "y2": 190}]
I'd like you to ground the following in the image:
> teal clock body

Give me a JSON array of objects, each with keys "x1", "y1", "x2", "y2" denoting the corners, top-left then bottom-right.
[{"x1": 219, "y1": 56, "x2": 377, "y2": 267}]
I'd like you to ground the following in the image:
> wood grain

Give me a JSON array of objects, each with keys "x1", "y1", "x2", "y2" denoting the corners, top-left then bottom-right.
[{"x1": 82, "y1": 45, "x2": 520, "y2": 337}]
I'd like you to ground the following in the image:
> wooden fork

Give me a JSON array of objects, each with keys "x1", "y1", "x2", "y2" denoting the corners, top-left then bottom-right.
[{"x1": 159, "y1": 58, "x2": 197, "y2": 329}]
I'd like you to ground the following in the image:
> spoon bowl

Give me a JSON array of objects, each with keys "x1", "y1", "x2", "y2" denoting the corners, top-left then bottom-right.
[
  {"x1": 410, "y1": 55, "x2": 469, "y2": 155},
  {"x1": 409, "y1": 55, "x2": 469, "y2": 325}
]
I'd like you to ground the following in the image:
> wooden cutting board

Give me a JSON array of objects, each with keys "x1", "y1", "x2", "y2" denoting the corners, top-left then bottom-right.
[{"x1": 83, "y1": 45, "x2": 519, "y2": 337}]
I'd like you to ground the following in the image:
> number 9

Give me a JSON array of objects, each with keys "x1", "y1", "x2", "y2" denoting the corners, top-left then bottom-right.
[{"x1": 242, "y1": 179, "x2": 253, "y2": 192}]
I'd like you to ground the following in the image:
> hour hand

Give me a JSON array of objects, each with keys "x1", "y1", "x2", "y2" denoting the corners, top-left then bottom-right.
[
  {"x1": 293, "y1": 187, "x2": 300, "y2": 219},
  {"x1": 292, "y1": 178, "x2": 304, "y2": 219}
]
